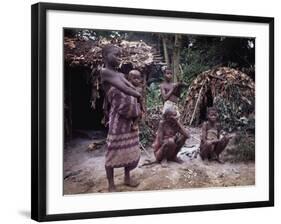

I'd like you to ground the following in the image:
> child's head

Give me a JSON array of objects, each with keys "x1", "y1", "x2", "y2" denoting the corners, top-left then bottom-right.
[
  {"x1": 163, "y1": 106, "x2": 177, "y2": 120},
  {"x1": 128, "y1": 70, "x2": 142, "y2": 87},
  {"x1": 164, "y1": 68, "x2": 173, "y2": 81},
  {"x1": 102, "y1": 44, "x2": 121, "y2": 67},
  {"x1": 207, "y1": 107, "x2": 218, "y2": 122}
]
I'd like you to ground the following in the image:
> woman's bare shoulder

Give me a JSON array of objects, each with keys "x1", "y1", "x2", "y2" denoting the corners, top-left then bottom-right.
[{"x1": 100, "y1": 68, "x2": 118, "y2": 84}]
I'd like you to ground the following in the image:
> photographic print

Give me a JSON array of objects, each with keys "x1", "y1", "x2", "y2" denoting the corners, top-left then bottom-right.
[
  {"x1": 63, "y1": 28, "x2": 256, "y2": 194},
  {"x1": 31, "y1": 2, "x2": 273, "y2": 221}
]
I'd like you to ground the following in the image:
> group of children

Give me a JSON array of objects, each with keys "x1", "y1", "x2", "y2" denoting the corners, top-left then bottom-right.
[{"x1": 101, "y1": 44, "x2": 231, "y2": 192}]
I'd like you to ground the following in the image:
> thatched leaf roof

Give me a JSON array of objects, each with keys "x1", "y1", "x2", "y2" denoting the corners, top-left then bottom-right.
[
  {"x1": 182, "y1": 67, "x2": 255, "y2": 131},
  {"x1": 64, "y1": 37, "x2": 159, "y2": 70}
]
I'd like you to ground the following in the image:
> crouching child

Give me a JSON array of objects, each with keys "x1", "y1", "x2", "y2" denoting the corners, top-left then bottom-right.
[{"x1": 153, "y1": 106, "x2": 190, "y2": 167}]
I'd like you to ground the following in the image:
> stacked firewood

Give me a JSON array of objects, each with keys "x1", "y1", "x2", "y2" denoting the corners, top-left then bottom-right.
[{"x1": 181, "y1": 67, "x2": 255, "y2": 131}]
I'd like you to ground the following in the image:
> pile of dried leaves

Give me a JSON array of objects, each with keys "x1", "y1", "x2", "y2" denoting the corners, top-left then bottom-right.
[
  {"x1": 181, "y1": 67, "x2": 255, "y2": 131},
  {"x1": 64, "y1": 37, "x2": 155, "y2": 70}
]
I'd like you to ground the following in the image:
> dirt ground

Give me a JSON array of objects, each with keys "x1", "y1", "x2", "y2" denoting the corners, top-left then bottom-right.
[{"x1": 63, "y1": 127, "x2": 255, "y2": 195}]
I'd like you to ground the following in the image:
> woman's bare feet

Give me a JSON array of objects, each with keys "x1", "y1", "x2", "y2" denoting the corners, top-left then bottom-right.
[
  {"x1": 124, "y1": 167, "x2": 140, "y2": 187},
  {"x1": 108, "y1": 184, "x2": 117, "y2": 192},
  {"x1": 161, "y1": 158, "x2": 168, "y2": 168}
]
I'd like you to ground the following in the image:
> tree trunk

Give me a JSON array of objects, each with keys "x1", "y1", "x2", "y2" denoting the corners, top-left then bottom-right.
[
  {"x1": 172, "y1": 34, "x2": 182, "y2": 82},
  {"x1": 162, "y1": 35, "x2": 170, "y2": 68}
]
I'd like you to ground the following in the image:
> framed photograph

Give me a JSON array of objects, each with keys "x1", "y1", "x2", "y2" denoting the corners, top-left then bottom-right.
[{"x1": 31, "y1": 2, "x2": 274, "y2": 222}]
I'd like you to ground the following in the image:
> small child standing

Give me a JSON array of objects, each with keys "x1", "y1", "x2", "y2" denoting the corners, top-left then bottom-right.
[
  {"x1": 160, "y1": 68, "x2": 187, "y2": 118},
  {"x1": 200, "y1": 107, "x2": 232, "y2": 163}
]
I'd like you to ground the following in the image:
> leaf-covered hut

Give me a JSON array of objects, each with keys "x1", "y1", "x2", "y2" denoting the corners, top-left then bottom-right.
[
  {"x1": 181, "y1": 67, "x2": 255, "y2": 132},
  {"x1": 64, "y1": 37, "x2": 163, "y2": 140}
]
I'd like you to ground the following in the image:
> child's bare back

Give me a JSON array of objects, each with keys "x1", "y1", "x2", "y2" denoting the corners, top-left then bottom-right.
[{"x1": 128, "y1": 70, "x2": 144, "y2": 131}]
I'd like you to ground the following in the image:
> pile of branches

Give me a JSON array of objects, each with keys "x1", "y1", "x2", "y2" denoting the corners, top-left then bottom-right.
[
  {"x1": 64, "y1": 37, "x2": 155, "y2": 70},
  {"x1": 181, "y1": 67, "x2": 255, "y2": 131},
  {"x1": 140, "y1": 105, "x2": 162, "y2": 146}
]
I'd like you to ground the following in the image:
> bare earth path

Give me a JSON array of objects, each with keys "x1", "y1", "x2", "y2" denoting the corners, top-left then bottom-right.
[{"x1": 63, "y1": 127, "x2": 255, "y2": 194}]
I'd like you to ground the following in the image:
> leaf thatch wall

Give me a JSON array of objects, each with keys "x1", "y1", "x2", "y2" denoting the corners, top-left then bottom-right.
[{"x1": 182, "y1": 67, "x2": 255, "y2": 131}]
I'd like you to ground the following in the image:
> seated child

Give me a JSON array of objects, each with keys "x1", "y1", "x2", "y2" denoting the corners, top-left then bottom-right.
[
  {"x1": 153, "y1": 106, "x2": 190, "y2": 167},
  {"x1": 128, "y1": 69, "x2": 145, "y2": 131},
  {"x1": 200, "y1": 107, "x2": 232, "y2": 163}
]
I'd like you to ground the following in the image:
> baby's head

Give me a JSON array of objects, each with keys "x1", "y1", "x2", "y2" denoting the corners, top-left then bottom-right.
[
  {"x1": 102, "y1": 44, "x2": 121, "y2": 67},
  {"x1": 207, "y1": 107, "x2": 218, "y2": 122},
  {"x1": 128, "y1": 70, "x2": 142, "y2": 87},
  {"x1": 163, "y1": 106, "x2": 177, "y2": 121}
]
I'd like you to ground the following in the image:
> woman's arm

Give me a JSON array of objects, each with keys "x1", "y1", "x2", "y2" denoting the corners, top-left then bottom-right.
[
  {"x1": 121, "y1": 75, "x2": 136, "y2": 89},
  {"x1": 172, "y1": 117, "x2": 190, "y2": 138},
  {"x1": 101, "y1": 68, "x2": 141, "y2": 98},
  {"x1": 113, "y1": 78, "x2": 141, "y2": 98}
]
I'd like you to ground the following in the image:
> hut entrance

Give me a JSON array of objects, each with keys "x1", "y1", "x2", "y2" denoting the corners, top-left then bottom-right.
[
  {"x1": 199, "y1": 87, "x2": 213, "y2": 123},
  {"x1": 65, "y1": 66, "x2": 105, "y2": 135}
]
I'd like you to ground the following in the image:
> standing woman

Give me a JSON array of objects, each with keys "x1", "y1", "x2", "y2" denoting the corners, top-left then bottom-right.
[{"x1": 101, "y1": 45, "x2": 142, "y2": 192}]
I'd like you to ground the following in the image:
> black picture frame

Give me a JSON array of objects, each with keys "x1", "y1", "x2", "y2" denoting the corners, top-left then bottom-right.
[{"x1": 31, "y1": 2, "x2": 274, "y2": 222}]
